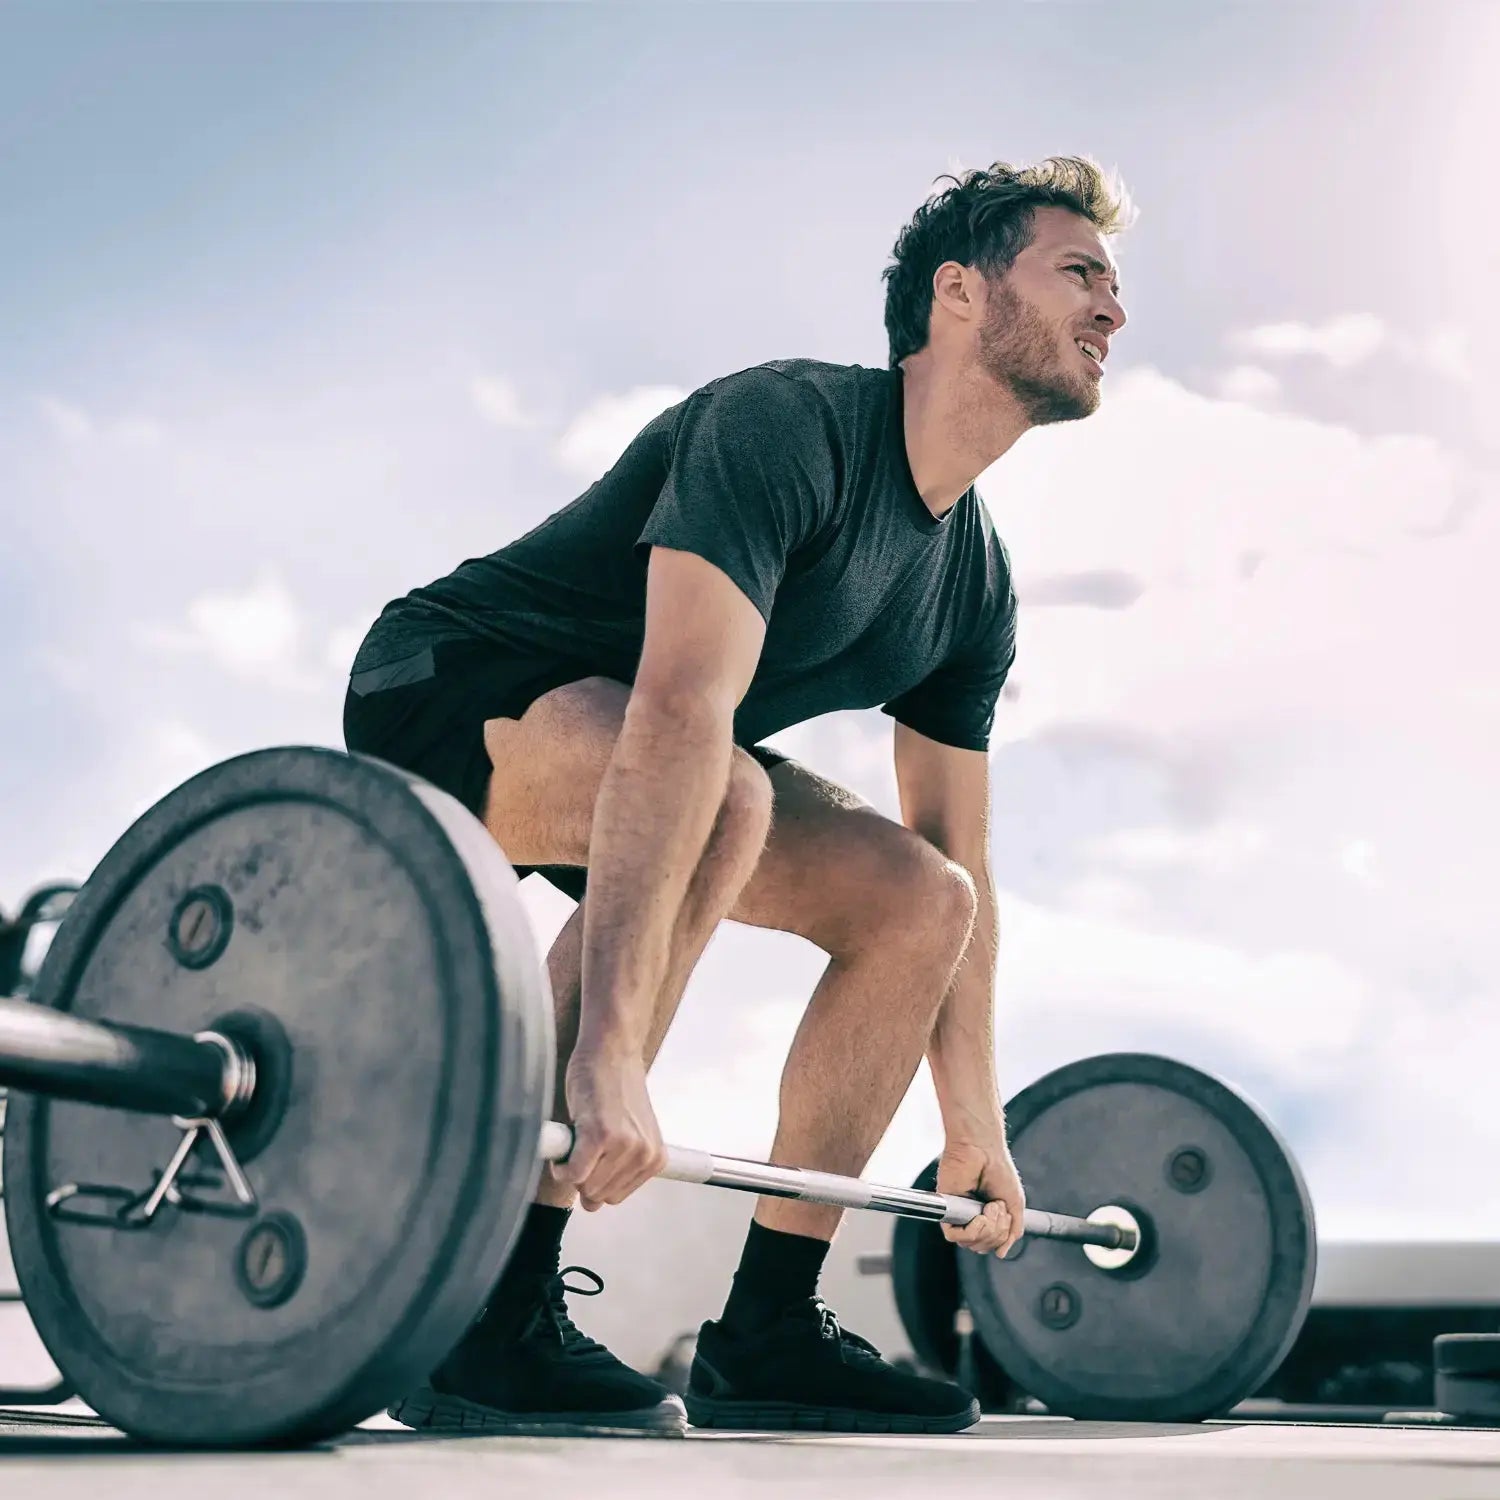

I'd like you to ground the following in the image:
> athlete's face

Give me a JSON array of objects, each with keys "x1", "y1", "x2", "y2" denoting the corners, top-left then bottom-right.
[{"x1": 974, "y1": 206, "x2": 1127, "y2": 426}]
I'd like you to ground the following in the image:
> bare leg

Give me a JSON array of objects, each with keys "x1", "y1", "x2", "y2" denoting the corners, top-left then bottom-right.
[
  {"x1": 728, "y1": 762, "x2": 979, "y2": 1241},
  {"x1": 535, "y1": 758, "x2": 976, "y2": 1233}
]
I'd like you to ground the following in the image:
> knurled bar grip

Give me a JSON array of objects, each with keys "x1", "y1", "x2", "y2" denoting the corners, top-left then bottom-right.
[{"x1": 535, "y1": 1120, "x2": 1137, "y2": 1252}]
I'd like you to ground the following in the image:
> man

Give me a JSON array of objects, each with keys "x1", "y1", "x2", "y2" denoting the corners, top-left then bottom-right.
[{"x1": 344, "y1": 155, "x2": 1133, "y2": 1436}]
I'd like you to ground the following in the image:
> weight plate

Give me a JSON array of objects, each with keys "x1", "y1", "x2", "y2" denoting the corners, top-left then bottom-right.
[
  {"x1": 957, "y1": 1053, "x2": 1315, "y2": 1422},
  {"x1": 888, "y1": 1159, "x2": 1019, "y2": 1409},
  {"x1": 891, "y1": 1160, "x2": 963, "y2": 1376},
  {"x1": 3, "y1": 747, "x2": 552, "y2": 1446},
  {"x1": 1436, "y1": 1334, "x2": 1500, "y2": 1378},
  {"x1": 1435, "y1": 1371, "x2": 1500, "y2": 1420}
]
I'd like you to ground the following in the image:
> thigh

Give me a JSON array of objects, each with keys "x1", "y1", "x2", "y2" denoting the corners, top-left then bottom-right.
[
  {"x1": 730, "y1": 757, "x2": 942, "y2": 955},
  {"x1": 344, "y1": 637, "x2": 606, "y2": 894},
  {"x1": 480, "y1": 676, "x2": 631, "y2": 867},
  {"x1": 481, "y1": 679, "x2": 775, "y2": 871},
  {"x1": 345, "y1": 639, "x2": 577, "y2": 819}
]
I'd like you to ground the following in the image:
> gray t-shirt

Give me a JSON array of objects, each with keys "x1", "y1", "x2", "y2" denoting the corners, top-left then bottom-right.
[{"x1": 356, "y1": 359, "x2": 1018, "y2": 752}]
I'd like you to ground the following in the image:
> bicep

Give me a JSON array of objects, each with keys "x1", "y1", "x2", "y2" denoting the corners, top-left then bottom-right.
[
  {"x1": 893, "y1": 721, "x2": 991, "y2": 864},
  {"x1": 634, "y1": 545, "x2": 767, "y2": 716}
]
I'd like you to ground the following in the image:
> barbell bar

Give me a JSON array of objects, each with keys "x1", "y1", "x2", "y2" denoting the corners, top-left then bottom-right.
[
  {"x1": 0, "y1": 998, "x2": 1134, "y2": 1252},
  {"x1": 0, "y1": 998, "x2": 250, "y2": 1118}
]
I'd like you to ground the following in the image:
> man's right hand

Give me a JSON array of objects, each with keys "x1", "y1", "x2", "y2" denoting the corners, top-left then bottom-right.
[{"x1": 554, "y1": 1050, "x2": 668, "y2": 1211}]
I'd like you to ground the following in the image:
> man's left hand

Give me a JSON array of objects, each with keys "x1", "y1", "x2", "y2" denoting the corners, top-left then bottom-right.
[{"x1": 936, "y1": 1137, "x2": 1026, "y2": 1258}]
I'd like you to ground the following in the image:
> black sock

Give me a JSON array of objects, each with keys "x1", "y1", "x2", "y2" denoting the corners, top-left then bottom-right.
[
  {"x1": 490, "y1": 1202, "x2": 570, "y2": 1303},
  {"x1": 720, "y1": 1221, "x2": 831, "y2": 1335}
]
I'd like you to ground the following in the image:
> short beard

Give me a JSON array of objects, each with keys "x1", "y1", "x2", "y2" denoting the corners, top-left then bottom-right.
[{"x1": 976, "y1": 279, "x2": 1099, "y2": 426}]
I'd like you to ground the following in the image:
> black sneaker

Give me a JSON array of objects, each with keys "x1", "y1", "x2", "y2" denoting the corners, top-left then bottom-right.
[
  {"x1": 686, "y1": 1297, "x2": 979, "y2": 1434},
  {"x1": 388, "y1": 1265, "x2": 687, "y2": 1437}
]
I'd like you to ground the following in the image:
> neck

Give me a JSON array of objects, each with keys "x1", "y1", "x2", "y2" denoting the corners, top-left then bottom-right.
[{"x1": 898, "y1": 351, "x2": 1030, "y2": 519}]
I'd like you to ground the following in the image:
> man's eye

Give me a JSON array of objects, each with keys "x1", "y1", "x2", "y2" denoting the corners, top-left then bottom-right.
[{"x1": 1066, "y1": 265, "x2": 1089, "y2": 279}]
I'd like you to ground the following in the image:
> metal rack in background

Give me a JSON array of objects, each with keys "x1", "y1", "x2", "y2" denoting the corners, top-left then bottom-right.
[{"x1": 1, "y1": 882, "x2": 80, "y2": 1407}]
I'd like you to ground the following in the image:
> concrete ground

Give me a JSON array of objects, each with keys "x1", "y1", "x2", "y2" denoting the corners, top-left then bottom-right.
[{"x1": 3, "y1": 1407, "x2": 1500, "y2": 1500}]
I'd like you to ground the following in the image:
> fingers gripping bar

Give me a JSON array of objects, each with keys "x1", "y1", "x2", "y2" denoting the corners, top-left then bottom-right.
[{"x1": 535, "y1": 1121, "x2": 1136, "y2": 1252}]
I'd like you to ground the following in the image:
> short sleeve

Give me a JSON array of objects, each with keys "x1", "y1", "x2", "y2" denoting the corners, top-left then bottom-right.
[
  {"x1": 881, "y1": 573, "x2": 1017, "y2": 751},
  {"x1": 636, "y1": 369, "x2": 835, "y2": 622}
]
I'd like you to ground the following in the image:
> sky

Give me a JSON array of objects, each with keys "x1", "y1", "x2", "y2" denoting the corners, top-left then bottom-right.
[{"x1": 3, "y1": 1, "x2": 1500, "y2": 1367}]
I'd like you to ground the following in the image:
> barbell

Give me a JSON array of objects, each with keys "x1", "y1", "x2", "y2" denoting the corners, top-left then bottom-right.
[{"x1": 0, "y1": 747, "x2": 1317, "y2": 1445}]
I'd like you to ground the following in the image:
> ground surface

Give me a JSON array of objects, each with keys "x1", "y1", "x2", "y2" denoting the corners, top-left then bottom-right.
[{"x1": 3, "y1": 1406, "x2": 1500, "y2": 1499}]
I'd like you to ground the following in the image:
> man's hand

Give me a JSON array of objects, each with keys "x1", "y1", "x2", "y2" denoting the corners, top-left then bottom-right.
[
  {"x1": 554, "y1": 1051, "x2": 668, "y2": 1211},
  {"x1": 937, "y1": 1137, "x2": 1026, "y2": 1258}
]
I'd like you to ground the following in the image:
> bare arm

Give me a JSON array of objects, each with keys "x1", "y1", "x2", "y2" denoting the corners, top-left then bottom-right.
[
  {"x1": 894, "y1": 721, "x2": 1023, "y2": 1256},
  {"x1": 892, "y1": 722, "x2": 1003, "y2": 1133},
  {"x1": 576, "y1": 545, "x2": 767, "y2": 1060}
]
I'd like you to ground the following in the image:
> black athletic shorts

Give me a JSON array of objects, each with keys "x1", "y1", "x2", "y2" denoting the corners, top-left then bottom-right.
[{"x1": 342, "y1": 635, "x2": 785, "y2": 901}]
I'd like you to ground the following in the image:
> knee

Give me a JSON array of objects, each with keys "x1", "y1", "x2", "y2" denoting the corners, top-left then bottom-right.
[
  {"x1": 715, "y1": 751, "x2": 775, "y2": 859},
  {"x1": 876, "y1": 835, "x2": 978, "y2": 960}
]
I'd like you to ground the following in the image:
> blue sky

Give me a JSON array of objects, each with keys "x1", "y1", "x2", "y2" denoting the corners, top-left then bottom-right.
[
  {"x1": 3, "y1": 3, "x2": 1499, "y2": 1346},
  {"x1": 4, "y1": 5, "x2": 1479, "y2": 399}
]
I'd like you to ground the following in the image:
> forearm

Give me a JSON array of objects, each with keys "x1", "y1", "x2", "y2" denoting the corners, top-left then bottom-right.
[
  {"x1": 576, "y1": 693, "x2": 733, "y2": 1058},
  {"x1": 926, "y1": 865, "x2": 1005, "y2": 1139}
]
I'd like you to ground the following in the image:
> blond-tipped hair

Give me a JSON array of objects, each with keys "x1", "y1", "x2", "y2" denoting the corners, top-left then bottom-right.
[{"x1": 882, "y1": 155, "x2": 1137, "y2": 368}]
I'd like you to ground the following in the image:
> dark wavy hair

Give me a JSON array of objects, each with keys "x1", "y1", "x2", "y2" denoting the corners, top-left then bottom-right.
[{"x1": 882, "y1": 155, "x2": 1137, "y2": 369}]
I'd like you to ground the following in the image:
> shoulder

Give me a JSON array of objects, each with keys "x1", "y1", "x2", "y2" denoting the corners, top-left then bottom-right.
[
  {"x1": 671, "y1": 365, "x2": 861, "y2": 506},
  {"x1": 671, "y1": 365, "x2": 813, "y2": 453},
  {"x1": 692, "y1": 358, "x2": 878, "y2": 432}
]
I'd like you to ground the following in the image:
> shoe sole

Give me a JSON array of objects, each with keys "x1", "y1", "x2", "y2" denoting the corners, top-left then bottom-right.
[
  {"x1": 389, "y1": 1386, "x2": 688, "y2": 1438},
  {"x1": 684, "y1": 1394, "x2": 981, "y2": 1434}
]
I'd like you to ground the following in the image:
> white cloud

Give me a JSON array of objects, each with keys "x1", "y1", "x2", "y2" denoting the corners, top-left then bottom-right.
[
  {"x1": 554, "y1": 384, "x2": 687, "y2": 480},
  {"x1": 1328, "y1": 992, "x2": 1500, "y2": 1236},
  {"x1": 1339, "y1": 838, "x2": 1379, "y2": 886},
  {"x1": 1411, "y1": 323, "x2": 1473, "y2": 382},
  {"x1": 1230, "y1": 313, "x2": 1389, "y2": 370},
  {"x1": 36, "y1": 395, "x2": 165, "y2": 448},
  {"x1": 1049, "y1": 873, "x2": 1153, "y2": 923},
  {"x1": 134, "y1": 574, "x2": 325, "y2": 694},
  {"x1": 1086, "y1": 821, "x2": 1270, "y2": 876},
  {"x1": 995, "y1": 896, "x2": 1372, "y2": 1084},
  {"x1": 1413, "y1": 327, "x2": 1498, "y2": 453},
  {"x1": 37, "y1": 395, "x2": 94, "y2": 443},
  {"x1": 991, "y1": 365, "x2": 1483, "y2": 746},
  {"x1": 147, "y1": 719, "x2": 219, "y2": 772},
  {"x1": 470, "y1": 374, "x2": 538, "y2": 430},
  {"x1": 27, "y1": 718, "x2": 236, "y2": 890},
  {"x1": 113, "y1": 418, "x2": 166, "y2": 448},
  {"x1": 326, "y1": 617, "x2": 371, "y2": 676},
  {"x1": 1222, "y1": 317, "x2": 1495, "y2": 450},
  {"x1": 1215, "y1": 364, "x2": 1281, "y2": 405}
]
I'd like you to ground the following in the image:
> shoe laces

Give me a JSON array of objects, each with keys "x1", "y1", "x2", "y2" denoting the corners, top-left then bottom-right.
[
  {"x1": 531, "y1": 1265, "x2": 609, "y2": 1357},
  {"x1": 806, "y1": 1297, "x2": 883, "y2": 1365}
]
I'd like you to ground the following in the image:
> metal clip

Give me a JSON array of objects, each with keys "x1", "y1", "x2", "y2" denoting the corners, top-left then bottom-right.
[
  {"x1": 44, "y1": 1182, "x2": 150, "y2": 1229},
  {"x1": 48, "y1": 1113, "x2": 258, "y2": 1230}
]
